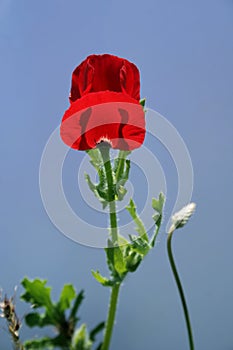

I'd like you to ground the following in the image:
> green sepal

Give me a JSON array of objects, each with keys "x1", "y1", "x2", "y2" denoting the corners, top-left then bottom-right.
[{"x1": 139, "y1": 98, "x2": 146, "y2": 108}]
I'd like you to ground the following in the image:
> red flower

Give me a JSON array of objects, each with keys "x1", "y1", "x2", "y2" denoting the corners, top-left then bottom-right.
[{"x1": 60, "y1": 54, "x2": 145, "y2": 150}]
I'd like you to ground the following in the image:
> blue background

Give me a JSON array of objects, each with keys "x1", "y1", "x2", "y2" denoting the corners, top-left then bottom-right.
[{"x1": 1, "y1": 0, "x2": 233, "y2": 349}]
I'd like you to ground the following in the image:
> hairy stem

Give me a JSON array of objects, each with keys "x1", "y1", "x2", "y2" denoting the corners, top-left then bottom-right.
[
  {"x1": 99, "y1": 145, "x2": 121, "y2": 350},
  {"x1": 99, "y1": 145, "x2": 118, "y2": 244},
  {"x1": 101, "y1": 283, "x2": 120, "y2": 350},
  {"x1": 167, "y1": 230, "x2": 195, "y2": 350}
]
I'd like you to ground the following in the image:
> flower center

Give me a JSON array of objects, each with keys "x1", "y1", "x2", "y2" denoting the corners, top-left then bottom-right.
[{"x1": 96, "y1": 137, "x2": 113, "y2": 148}]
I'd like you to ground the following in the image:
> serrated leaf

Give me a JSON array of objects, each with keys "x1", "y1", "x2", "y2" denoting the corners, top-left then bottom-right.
[
  {"x1": 85, "y1": 173, "x2": 96, "y2": 192},
  {"x1": 115, "y1": 183, "x2": 127, "y2": 201},
  {"x1": 129, "y1": 235, "x2": 150, "y2": 256},
  {"x1": 21, "y1": 278, "x2": 53, "y2": 310},
  {"x1": 25, "y1": 312, "x2": 52, "y2": 328},
  {"x1": 24, "y1": 334, "x2": 70, "y2": 349},
  {"x1": 104, "y1": 240, "x2": 115, "y2": 275},
  {"x1": 72, "y1": 324, "x2": 92, "y2": 350},
  {"x1": 21, "y1": 278, "x2": 58, "y2": 327},
  {"x1": 113, "y1": 151, "x2": 131, "y2": 202},
  {"x1": 91, "y1": 271, "x2": 113, "y2": 287},
  {"x1": 57, "y1": 284, "x2": 76, "y2": 313},
  {"x1": 86, "y1": 149, "x2": 103, "y2": 172},
  {"x1": 113, "y1": 246, "x2": 127, "y2": 275},
  {"x1": 152, "y1": 192, "x2": 165, "y2": 215},
  {"x1": 126, "y1": 199, "x2": 148, "y2": 242},
  {"x1": 114, "y1": 151, "x2": 130, "y2": 181},
  {"x1": 152, "y1": 213, "x2": 161, "y2": 224},
  {"x1": 24, "y1": 337, "x2": 54, "y2": 349},
  {"x1": 85, "y1": 173, "x2": 108, "y2": 208}
]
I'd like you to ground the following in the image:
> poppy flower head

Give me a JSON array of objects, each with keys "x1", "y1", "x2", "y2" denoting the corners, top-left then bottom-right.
[{"x1": 60, "y1": 54, "x2": 145, "y2": 151}]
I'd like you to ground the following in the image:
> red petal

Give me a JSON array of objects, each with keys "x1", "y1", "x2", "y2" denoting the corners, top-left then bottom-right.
[
  {"x1": 60, "y1": 91, "x2": 145, "y2": 150},
  {"x1": 70, "y1": 59, "x2": 94, "y2": 102},
  {"x1": 120, "y1": 60, "x2": 140, "y2": 100},
  {"x1": 89, "y1": 54, "x2": 122, "y2": 93},
  {"x1": 69, "y1": 54, "x2": 141, "y2": 103}
]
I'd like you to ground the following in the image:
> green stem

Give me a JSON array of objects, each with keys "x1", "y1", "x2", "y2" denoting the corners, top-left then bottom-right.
[
  {"x1": 99, "y1": 145, "x2": 122, "y2": 350},
  {"x1": 99, "y1": 145, "x2": 118, "y2": 244},
  {"x1": 167, "y1": 230, "x2": 195, "y2": 350},
  {"x1": 101, "y1": 283, "x2": 121, "y2": 350}
]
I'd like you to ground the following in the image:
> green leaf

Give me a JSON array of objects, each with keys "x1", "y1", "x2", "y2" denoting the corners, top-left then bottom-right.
[
  {"x1": 69, "y1": 290, "x2": 84, "y2": 325},
  {"x1": 128, "y1": 235, "x2": 150, "y2": 256},
  {"x1": 24, "y1": 337, "x2": 55, "y2": 349},
  {"x1": 25, "y1": 312, "x2": 52, "y2": 328},
  {"x1": 105, "y1": 240, "x2": 128, "y2": 277},
  {"x1": 21, "y1": 278, "x2": 58, "y2": 326},
  {"x1": 91, "y1": 271, "x2": 114, "y2": 287},
  {"x1": 57, "y1": 284, "x2": 76, "y2": 313},
  {"x1": 96, "y1": 343, "x2": 103, "y2": 350},
  {"x1": 152, "y1": 192, "x2": 165, "y2": 215},
  {"x1": 114, "y1": 151, "x2": 130, "y2": 180},
  {"x1": 21, "y1": 278, "x2": 53, "y2": 310},
  {"x1": 72, "y1": 324, "x2": 92, "y2": 350},
  {"x1": 104, "y1": 240, "x2": 115, "y2": 275},
  {"x1": 113, "y1": 151, "x2": 131, "y2": 202},
  {"x1": 85, "y1": 173, "x2": 108, "y2": 208},
  {"x1": 24, "y1": 334, "x2": 71, "y2": 349},
  {"x1": 126, "y1": 199, "x2": 148, "y2": 242},
  {"x1": 86, "y1": 149, "x2": 103, "y2": 172},
  {"x1": 115, "y1": 183, "x2": 127, "y2": 201},
  {"x1": 90, "y1": 321, "x2": 105, "y2": 342},
  {"x1": 151, "y1": 192, "x2": 165, "y2": 247},
  {"x1": 125, "y1": 251, "x2": 142, "y2": 272},
  {"x1": 113, "y1": 246, "x2": 127, "y2": 275}
]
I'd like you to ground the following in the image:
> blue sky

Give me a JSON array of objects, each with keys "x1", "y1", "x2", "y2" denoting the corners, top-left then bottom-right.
[{"x1": 0, "y1": 0, "x2": 233, "y2": 349}]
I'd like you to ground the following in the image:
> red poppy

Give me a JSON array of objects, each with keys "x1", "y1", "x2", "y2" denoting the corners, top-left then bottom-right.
[{"x1": 60, "y1": 54, "x2": 145, "y2": 150}]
